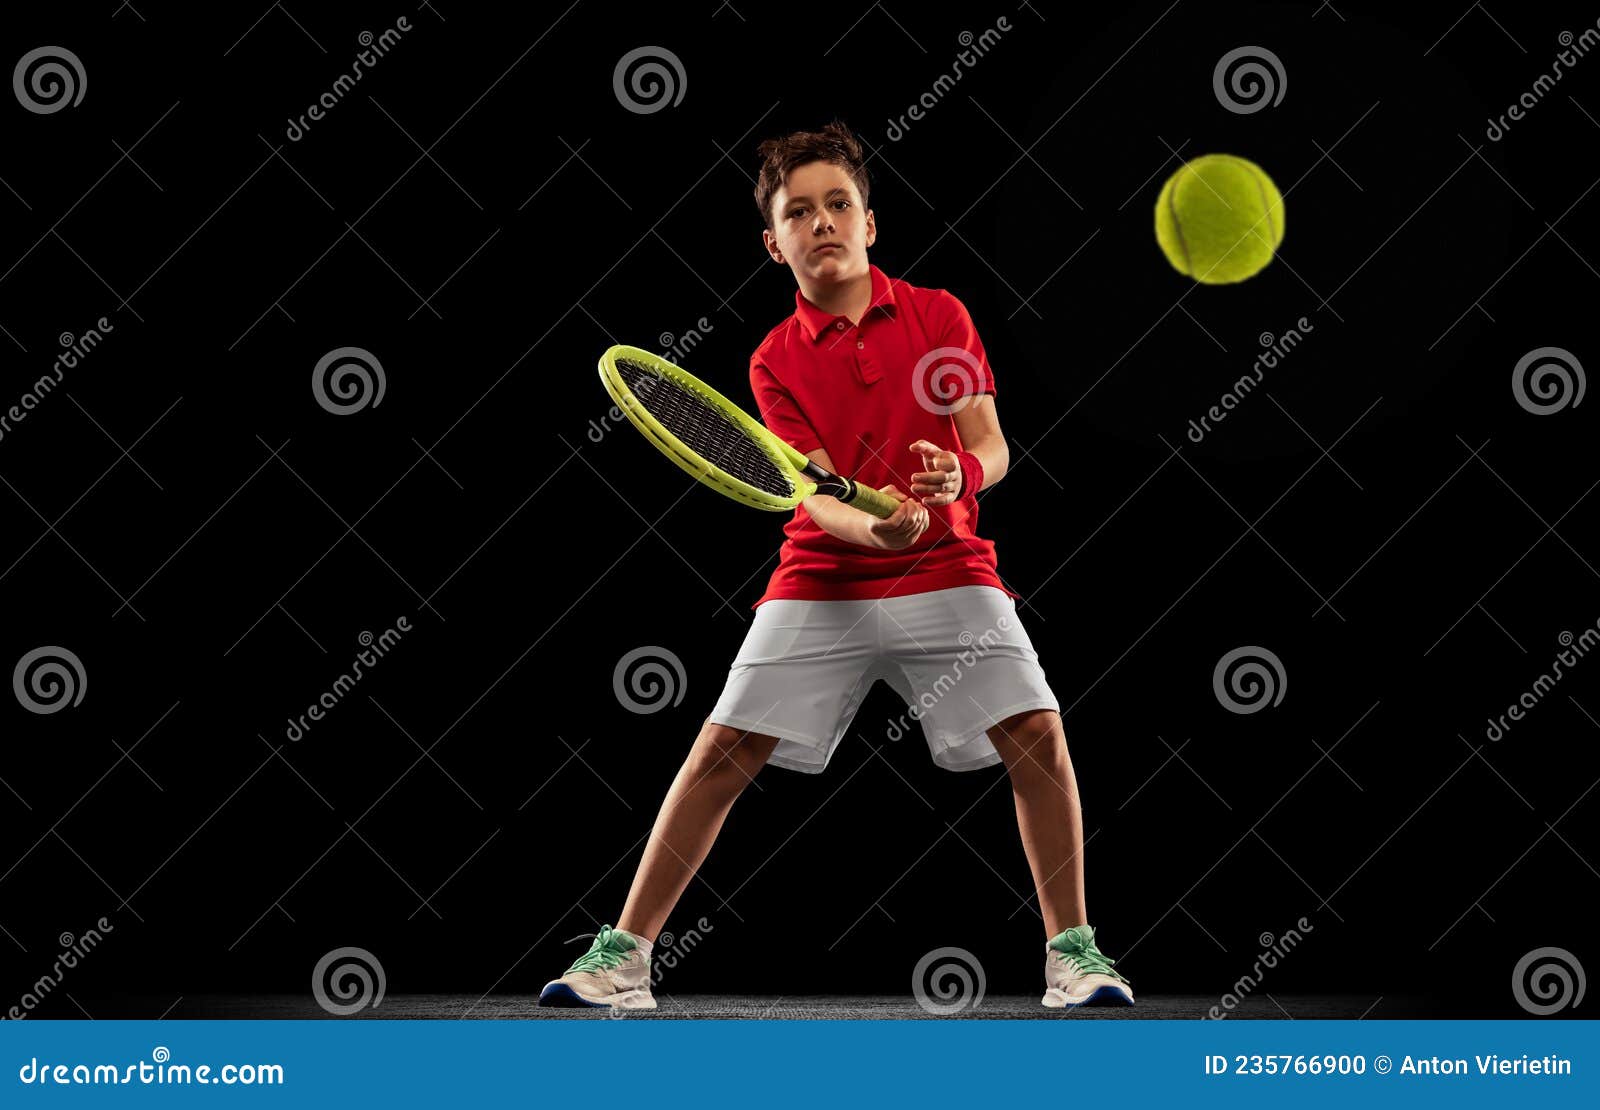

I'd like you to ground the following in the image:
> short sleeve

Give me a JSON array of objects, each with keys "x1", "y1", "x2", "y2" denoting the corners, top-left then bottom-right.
[
  {"x1": 930, "y1": 290, "x2": 997, "y2": 399},
  {"x1": 750, "y1": 356, "x2": 823, "y2": 455}
]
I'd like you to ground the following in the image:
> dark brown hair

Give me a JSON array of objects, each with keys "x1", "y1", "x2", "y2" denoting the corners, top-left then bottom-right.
[{"x1": 753, "y1": 120, "x2": 871, "y2": 230}]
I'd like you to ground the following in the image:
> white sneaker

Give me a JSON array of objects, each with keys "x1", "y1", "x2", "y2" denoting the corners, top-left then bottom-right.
[
  {"x1": 1042, "y1": 925, "x2": 1134, "y2": 1008},
  {"x1": 539, "y1": 925, "x2": 657, "y2": 1009}
]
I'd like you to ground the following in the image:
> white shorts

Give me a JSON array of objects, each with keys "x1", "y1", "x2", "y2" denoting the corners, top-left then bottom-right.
[{"x1": 708, "y1": 585, "x2": 1060, "y2": 773}]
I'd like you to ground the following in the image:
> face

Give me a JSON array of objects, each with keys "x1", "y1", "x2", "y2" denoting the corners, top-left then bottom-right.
[{"x1": 763, "y1": 160, "x2": 875, "y2": 285}]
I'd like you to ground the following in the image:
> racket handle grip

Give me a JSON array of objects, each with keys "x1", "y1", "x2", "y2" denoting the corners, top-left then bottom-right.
[{"x1": 841, "y1": 480, "x2": 901, "y2": 520}]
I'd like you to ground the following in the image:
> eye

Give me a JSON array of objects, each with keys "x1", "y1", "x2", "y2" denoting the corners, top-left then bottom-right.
[
  {"x1": 788, "y1": 206, "x2": 806, "y2": 219},
  {"x1": 831, "y1": 199, "x2": 850, "y2": 210}
]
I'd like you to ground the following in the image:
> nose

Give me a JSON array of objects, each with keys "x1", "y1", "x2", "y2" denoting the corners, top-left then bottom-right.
[{"x1": 812, "y1": 209, "x2": 834, "y2": 235}]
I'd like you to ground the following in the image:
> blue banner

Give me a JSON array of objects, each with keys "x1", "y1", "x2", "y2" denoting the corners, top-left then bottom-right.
[{"x1": 4, "y1": 1020, "x2": 1596, "y2": 1106}]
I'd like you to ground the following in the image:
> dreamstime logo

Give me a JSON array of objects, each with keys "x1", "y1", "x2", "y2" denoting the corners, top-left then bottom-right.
[
  {"x1": 1186, "y1": 317, "x2": 1314, "y2": 444},
  {"x1": 660, "y1": 316, "x2": 714, "y2": 363},
  {"x1": 589, "y1": 371, "x2": 664, "y2": 444},
  {"x1": 1487, "y1": 26, "x2": 1600, "y2": 141},
  {"x1": 17, "y1": 1046, "x2": 284, "y2": 1086},
  {"x1": 1213, "y1": 646, "x2": 1286, "y2": 715},
  {"x1": 312, "y1": 946, "x2": 386, "y2": 1015},
  {"x1": 912, "y1": 946, "x2": 985, "y2": 1015},
  {"x1": 1208, "y1": 917, "x2": 1314, "y2": 1019},
  {"x1": 285, "y1": 618, "x2": 412, "y2": 741},
  {"x1": 7, "y1": 916, "x2": 115, "y2": 1020},
  {"x1": 612, "y1": 646, "x2": 686, "y2": 714},
  {"x1": 1512, "y1": 346, "x2": 1585, "y2": 415},
  {"x1": 285, "y1": 17, "x2": 413, "y2": 141},
  {"x1": 1213, "y1": 46, "x2": 1286, "y2": 114},
  {"x1": 13, "y1": 647, "x2": 86, "y2": 715},
  {"x1": 312, "y1": 346, "x2": 387, "y2": 415},
  {"x1": 0, "y1": 317, "x2": 116, "y2": 448},
  {"x1": 1485, "y1": 623, "x2": 1598, "y2": 741},
  {"x1": 1511, "y1": 947, "x2": 1585, "y2": 1015},
  {"x1": 911, "y1": 347, "x2": 985, "y2": 416},
  {"x1": 885, "y1": 615, "x2": 1013, "y2": 743},
  {"x1": 13, "y1": 46, "x2": 86, "y2": 114},
  {"x1": 648, "y1": 917, "x2": 714, "y2": 988},
  {"x1": 613, "y1": 46, "x2": 686, "y2": 114},
  {"x1": 885, "y1": 17, "x2": 1013, "y2": 141}
]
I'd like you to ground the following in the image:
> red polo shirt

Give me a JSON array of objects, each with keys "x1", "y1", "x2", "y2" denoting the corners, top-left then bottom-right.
[{"x1": 748, "y1": 264, "x2": 1018, "y2": 609}]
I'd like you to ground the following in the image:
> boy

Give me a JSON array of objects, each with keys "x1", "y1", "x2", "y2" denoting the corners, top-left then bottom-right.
[{"x1": 541, "y1": 122, "x2": 1132, "y2": 1011}]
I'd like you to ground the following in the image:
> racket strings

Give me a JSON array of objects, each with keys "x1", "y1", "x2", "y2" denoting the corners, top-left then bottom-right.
[{"x1": 615, "y1": 358, "x2": 794, "y2": 497}]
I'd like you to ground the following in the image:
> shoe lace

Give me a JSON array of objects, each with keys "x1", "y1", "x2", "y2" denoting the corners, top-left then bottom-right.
[
  {"x1": 1054, "y1": 940, "x2": 1128, "y2": 983},
  {"x1": 563, "y1": 925, "x2": 631, "y2": 974}
]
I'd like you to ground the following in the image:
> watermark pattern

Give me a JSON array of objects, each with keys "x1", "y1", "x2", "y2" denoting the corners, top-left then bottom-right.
[
  {"x1": 0, "y1": 318, "x2": 116, "y2": 447},
  {"x1": 911, "y1": 946, "x2": 986, "y2": 1015},
  {"x1": 612, "y1": 646, "x2": 686, "y2": 714},
  {"x1": 586, "y1": 322, "x2": 716, "y2": 444},
  {"x1": 1213, "y1": 646, "x2": 1286, "y2": 715},
  {"x1": 910, "y1": 346, "x2": 985, "y2": 416},
  {"x1": 1511, "y1": 947, "x2": 1586, "y2": 1015},
  {"x1": 588, "y1": 372, "x2": 661, "y2": 444},
  {"x1": 1213, "y1": 46, "x2": 1286, "y2": 114},
  {"x1": 613, "y1": 46, "x2": 686, "y2": 114},
  {"x1": 1208, "y1": 917, "x2": 1315, "y2": 1018},
  {"x1": 7, "y1": 918, "x2": 115, "y2": 1019},
  {"x1": 1185, "y1": 318, "x2": 1314, "y2": 444},
  {"x1": 312, "y1": 346, "x2": 387, "y2": 415},
  {"x1": 0, "y1": 2, "x2": 1585, "y2": 1041},
  {"x1": 284, "y1": 618, "x2": 412, "y2": 741},
  {"x1": 884, "y1": 18, "x2": 1013, "y2": 141},
  {"x1": 1485, "y1": 624, "x2": 1598, "y2": 741},
  {"x1": 311, "y1": 946, "x2": 386, "y2": 1015},
  {"x1": 285, "y1": 18, "x2": 413, "y2": 141},
  {"x1": 884, "y1": 614, "x2": 1014, "y2": 743},
  {"x1": 660, "y1": 316, "x2": 714, "y2": 364},
  {"x1": 13, "y1": 46, "x2": 86, "y2": 114},
  {"x1": 1512, "y1": 346, "x2": 1585, "y2": 415},
  {"x1": 13, "y1": 646, "x2": 87, "y2": 715},
  {"x1": 1487, "y1": 27, "x2": 1600, "y2": 141},
  {"x1": 648, "y1": 917, "x2": 714, "y2": 989}
]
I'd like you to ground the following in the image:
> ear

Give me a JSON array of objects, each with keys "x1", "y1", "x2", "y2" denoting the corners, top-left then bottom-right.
[
  {"x1": 762, "y1": 227, "x2": 785, "y2": 264},
  {"x1": 864, "y1": 209, "x2": 876, "y2": 249}
]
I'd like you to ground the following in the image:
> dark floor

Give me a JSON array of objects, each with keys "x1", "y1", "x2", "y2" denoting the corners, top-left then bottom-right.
[{"x1": 106, "y1": 993, "x2": 1435, "y2": 1020}]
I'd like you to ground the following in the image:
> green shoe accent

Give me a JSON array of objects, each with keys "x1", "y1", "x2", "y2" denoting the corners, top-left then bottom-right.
[
  {"x1": 1049, "y1": 925, "x2": 1129, "y2": 983},
  {"x1": 564, "y1": 925, "x2": 642, "y2": 975}
]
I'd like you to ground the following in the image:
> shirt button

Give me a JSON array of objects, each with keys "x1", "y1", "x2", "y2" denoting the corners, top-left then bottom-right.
[
  {"x1": 835, "y1": 321, "x2": 846, "y2": 331},
  {"x1": 856, "y1": 340, "x2": 864, "y2": 349}
]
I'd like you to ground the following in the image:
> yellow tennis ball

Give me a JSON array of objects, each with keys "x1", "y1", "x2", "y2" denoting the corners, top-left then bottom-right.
[{"x1": 1155, "y1": 154, "x2": 1284, "y2": 284}]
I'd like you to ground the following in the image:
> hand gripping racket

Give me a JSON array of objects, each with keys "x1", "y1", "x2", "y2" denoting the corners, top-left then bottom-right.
[{"x1": 598, "y1": 344, "x2": 900, "y2": 519}]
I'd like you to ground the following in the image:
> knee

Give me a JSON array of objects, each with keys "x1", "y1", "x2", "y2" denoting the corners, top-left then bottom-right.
[
  {"x1": 688, "y1": 721, "x2": 774, "y2": 779},
  {"x1": 989, "y1": 709, "x2": 1066, "y2": 768}
]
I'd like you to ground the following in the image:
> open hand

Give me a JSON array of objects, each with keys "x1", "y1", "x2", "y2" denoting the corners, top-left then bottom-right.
[{"x1": 909, "y1": 440, "x2": 962, "y2": 506}]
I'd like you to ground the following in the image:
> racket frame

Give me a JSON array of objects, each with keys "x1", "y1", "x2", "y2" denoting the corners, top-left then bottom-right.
[{"x1": 597, "y1": 344, "x2": 897, "y2": 518}]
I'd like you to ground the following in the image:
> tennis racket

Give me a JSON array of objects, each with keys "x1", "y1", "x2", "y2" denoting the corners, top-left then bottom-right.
[{"x1": 598, "y1": 344, "x2": 900, "y2": 519}]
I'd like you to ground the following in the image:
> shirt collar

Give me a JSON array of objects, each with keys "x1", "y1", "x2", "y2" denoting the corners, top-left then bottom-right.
[{"x1": 794, "y1": 264, "x2": 897, "y2": 342}]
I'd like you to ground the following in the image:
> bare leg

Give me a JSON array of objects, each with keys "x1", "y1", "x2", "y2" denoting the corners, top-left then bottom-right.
[
  {"x1": 616, "y1": 721, "x2": 778, "y2": 942},
  {"x1": 986, "y1": 709, "x2": 1087, "y2": 938}
]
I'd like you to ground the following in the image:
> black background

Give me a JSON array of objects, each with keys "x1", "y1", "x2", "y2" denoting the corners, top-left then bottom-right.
[{"x1": 2, "y1": 0, "x2": 1596, "y2": 1018}]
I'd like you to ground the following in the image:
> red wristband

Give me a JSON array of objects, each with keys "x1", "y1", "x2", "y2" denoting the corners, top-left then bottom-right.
[{"x1": 955, "y1": 450, "x2": 984, "y2": 502}]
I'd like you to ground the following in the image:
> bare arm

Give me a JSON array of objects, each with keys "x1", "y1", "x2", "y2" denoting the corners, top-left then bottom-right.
[{"x1": 799, "y1": 447, "x2": 930, "y2": 550}]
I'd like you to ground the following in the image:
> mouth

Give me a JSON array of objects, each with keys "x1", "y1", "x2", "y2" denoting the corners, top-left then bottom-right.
[{"x1": 813, "y1": 243, "x2": 843, "y2": 255}]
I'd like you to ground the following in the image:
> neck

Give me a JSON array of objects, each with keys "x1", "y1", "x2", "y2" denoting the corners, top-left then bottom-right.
[{"x1": 799, "y1": 267, "x2": 873, "y2": 324}]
